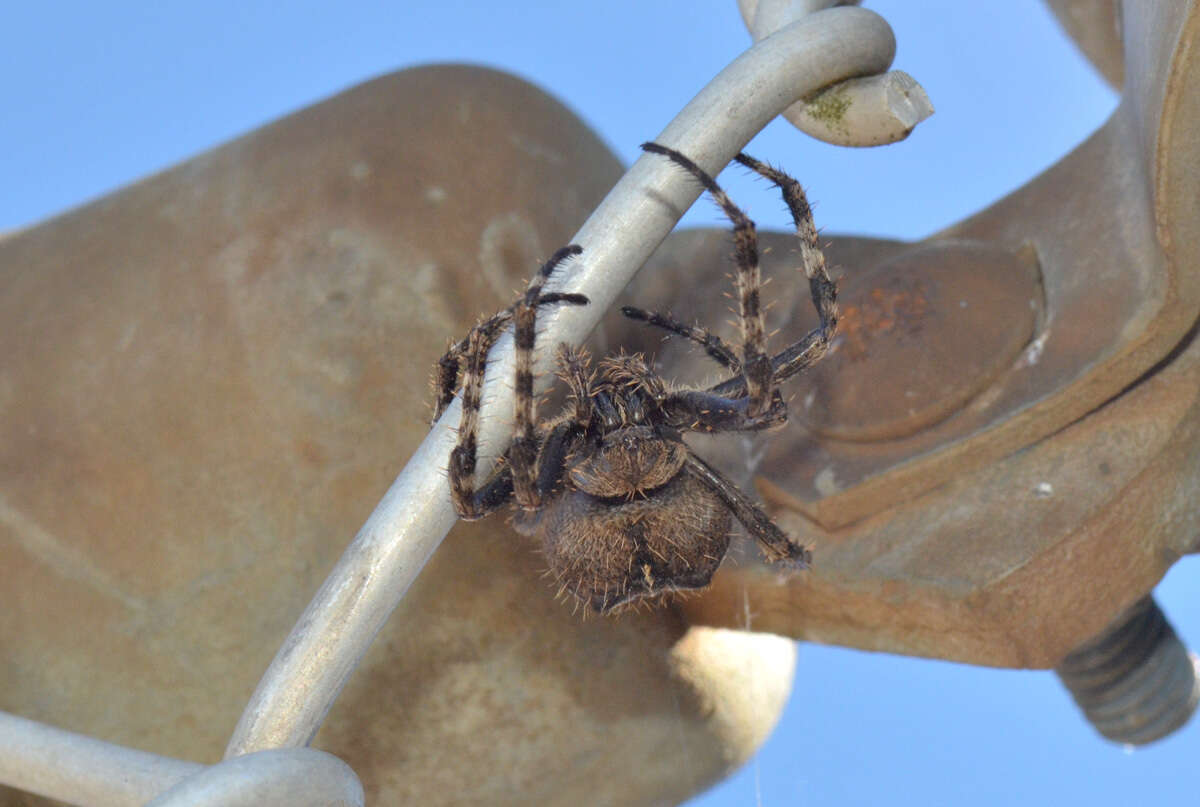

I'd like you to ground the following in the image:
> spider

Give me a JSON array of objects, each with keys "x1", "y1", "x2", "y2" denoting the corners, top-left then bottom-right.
[{"x1": 432, "y1": 142, "x2": 838, "y2": 613}]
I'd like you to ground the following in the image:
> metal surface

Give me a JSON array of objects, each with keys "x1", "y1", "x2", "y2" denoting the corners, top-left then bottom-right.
[
  {"x1": 224, "y1": 6, "x2": 901, "y2": 759},
  {"x1": 737, "y1": 0, "x2": 933, "y2": 145},
  {"x1": 1056, "y1": 596, "x2": 1200, "y2": 745},
  {"x1": 0, "y1": 714, "x2": 360, "y2": 807},
  {"x1": 1044, "y1": 0, "x2": 1124, "y2": 88},
  {"x1": 146, "y1": 750, "x2": 363, "y2": 807},
  {"x1": 680, "y1": 0, "x2": 1200, "y2": 683},
  {"x1": 0, "y1": 710, "x2": 202, "y2": 807}
]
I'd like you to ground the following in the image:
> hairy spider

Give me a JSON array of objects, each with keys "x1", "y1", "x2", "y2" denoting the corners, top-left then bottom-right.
[{"x1": 432, "y1": 142, "x2": 838, "y2": 613}]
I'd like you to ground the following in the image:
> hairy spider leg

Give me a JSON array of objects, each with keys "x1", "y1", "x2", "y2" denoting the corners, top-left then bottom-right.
[
  {"x1": 511, "y1": 245, "x2": 587, "y2": 508},
  {"x1": 555, "y1": 344, "x2": 595, "y2": 424},
  {"x1": 446, "y1": 245, "x2": 587, "y2": 518},
  {"x1": 432, "y1": 247, "x2": 588, "y2": 422},
  {"x1": 683, "y1": 454, "x2": 811, "y2": 567},
  {"x1": 706, "y1": 328, "x2": 831, "y2": 399},
  {"x1": 596, "y1": 353, "x2": 668, "y2": 400},
  {"x1": 434, "y1": 308, "x2": 512, "y2": 421},
  {"x1": 659, "y1": 388, "x2": 785, "y2": 434},
  {"x1": 618, "y1": 308, "x2": 814, "y2": 426},
  {"x1": 733, "y1": 152, "x2": 838, "y2": 383},
  {"x1": 641, "y1": 142, "x2": 775, "y2": 417},
  {"x1": 619, "y1": 306, "x2": 743, "y2": 373},
  {"x1": 447, "y1": 315, "x2": 518, "y2": 518},
  {"x1": 670, "y1": 153, "x2": 839, "y2": 402}
]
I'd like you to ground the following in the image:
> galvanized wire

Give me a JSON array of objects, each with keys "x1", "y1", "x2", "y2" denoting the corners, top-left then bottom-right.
[
  {"x1": 0, "y1": 8, "x2": 924, "y2": 805},
  {"x1": 225, "y1": 5, "x2": 901, "y2": 759},
  {"x1": 145, "y1": 749, "x2": 363, "y2": 807},
  {"x1": 0, "y1": 710, "x2": 203, "y2": 807},
  {"x1": 737, "y1": 0, "x2": 933, "y2": 145}
]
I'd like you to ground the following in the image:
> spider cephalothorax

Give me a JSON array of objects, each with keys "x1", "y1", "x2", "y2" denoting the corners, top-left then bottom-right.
[{"x1": 432, "y1": 143, "x2": 838, "y2": 613}]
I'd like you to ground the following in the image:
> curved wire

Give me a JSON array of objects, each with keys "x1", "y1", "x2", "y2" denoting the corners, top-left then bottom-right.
[
  {"x1": 224, "y1": 6, "x2": 902, "y2": 759},
  {"x1": 0, "y1": 710, "x2": 203, "y2": 806},
  {"x1": 225, "y1": 6, "x2": 903, "y2": 759},
  {"x1": 145, "y1": 749, "x2": 363, "y2": 807},
  {"x1": 0, "y1": 10, "x2": 927, "y2": 806},
  {"x1": 739, "y1": 0, "x2": 933, "y2": 146}
]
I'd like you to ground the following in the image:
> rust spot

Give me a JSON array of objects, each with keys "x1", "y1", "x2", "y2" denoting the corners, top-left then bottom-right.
[
  {"x1": 795, "y1": 240, "x2": 1042, "y2": 443},
  {"x1": 838, "y1": 283, "x2": 931, "y2": 361}
]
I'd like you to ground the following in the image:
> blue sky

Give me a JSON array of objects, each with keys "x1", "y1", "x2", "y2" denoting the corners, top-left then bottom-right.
[{"x1": 4, "y1": 2, "x2": 1198, "y2": 805}]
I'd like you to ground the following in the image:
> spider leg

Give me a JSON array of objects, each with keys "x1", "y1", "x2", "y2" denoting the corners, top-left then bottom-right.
[
  {"x1": 705, "y1": 326, "x2": 829, "y2": 398},
  {"x1": 512, "y1": 245, "x2": 587, "y2": 509},
  {"x1": 555, "y1": 344, "x2": 595, "y2": 424},
  {"x1": 734, "y1": 152, "x2": 838, "y2": 371},
  {"x1": 434, "y1": 290, "x2": 588, "y2": 423},
  {"x1": 683, "y1": 453, "x2": 811, "y2": 567},
  {"x1": 450, "y1": 465, "x2": 516, "y2": 520},
  {"x1": 698, "y1": 155, "x2": 839, "y2": 399},
  {"x1": 620, "y1": 306, "x2": 742, "y2": 373},
  {"x1": 642, "y1": 142, "x2": 774, "y2": 416},
  {"x1": 660, "y1": 389, "x2": 786, "y2": 433},
  {"x1": 449, "y1": 314, "x2": 518, "y2": 518},
  {"x1": 532, "y1": 420, "x2": 584, "y2": 502},
  {"x1": 433, "y1": 309, "x2": 512, "y2": 422},
  {"x1": 596, "y1": 352, "x2": 667, "y2": 400},
  {"x1": 445, "y1": 245, "x2": 587, "y2": 518},
  {"x1": 467, "y1": 421, "x2": 582, "y2": 528}
]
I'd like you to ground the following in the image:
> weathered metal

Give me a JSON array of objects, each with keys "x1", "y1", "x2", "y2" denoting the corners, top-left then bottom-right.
[
  {"x1": 682, "y1": 1, "x2": 1200, "y2": 676},
  {"x1": 2, "y1": 2, "x2": 1197, "y2": 804}
]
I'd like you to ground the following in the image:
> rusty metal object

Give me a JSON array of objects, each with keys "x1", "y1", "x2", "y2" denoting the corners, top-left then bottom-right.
[
  {"x1": 1056, "y1": 596, "x2": 1200, "y2": 745},
  {"x1": 742, "y1": 0, "x2": 1200, "y2": 531},
  {"x1": 680, "y1": 0, "x2": 1200, "y2": 685},
  {"x1": 797, "y1": 240, "x2": 1042, "y2": 443}
]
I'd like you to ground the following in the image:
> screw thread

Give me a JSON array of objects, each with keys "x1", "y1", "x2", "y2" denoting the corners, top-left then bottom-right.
[{"x1": 1055, "y1": 596, "x2": 1199, "y2": 745}]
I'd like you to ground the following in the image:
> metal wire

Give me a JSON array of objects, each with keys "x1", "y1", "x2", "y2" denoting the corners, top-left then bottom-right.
[
  {"x1": 0, "y1": 711, "x2": 363, "y2": 806},
  {"x1": 0, "y1": 710, "x2": 203, "y2": 806},
  {"x1": 0, "y1": 8, "x2": 920, "y2": 805},
  {"x1": 225, "y1": 5, "x2": 899, "y2": 758},
  {"x1": 145, "y1": 749, "x2": 363, "y2": 807},
  {"x1": 738, "y1": 0, "x2": 933, "y2": 146}
]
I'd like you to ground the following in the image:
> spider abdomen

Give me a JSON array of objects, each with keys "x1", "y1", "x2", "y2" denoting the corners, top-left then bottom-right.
[{"x1": 517, "y1": 472, "x2": 732, "y2": 613}]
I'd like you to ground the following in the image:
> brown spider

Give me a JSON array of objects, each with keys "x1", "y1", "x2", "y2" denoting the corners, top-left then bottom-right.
[{"x1": 432, "y1": 142, "x2": 838, "y2": 613}]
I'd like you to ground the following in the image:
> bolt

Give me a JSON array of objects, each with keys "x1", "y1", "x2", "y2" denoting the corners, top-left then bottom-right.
[{"x1": 1055, "y1": 595, "x2": 1199, "y2": 745}]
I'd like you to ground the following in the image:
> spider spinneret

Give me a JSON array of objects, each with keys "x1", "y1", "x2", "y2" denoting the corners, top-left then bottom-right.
[{"x1": 432, "y1": 142, "x2": 838, "y2": 613}]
